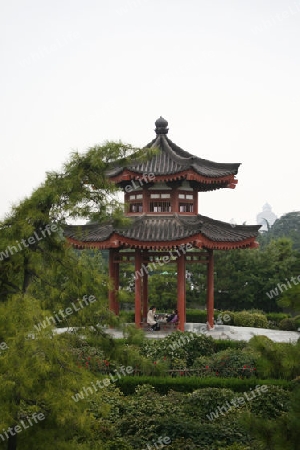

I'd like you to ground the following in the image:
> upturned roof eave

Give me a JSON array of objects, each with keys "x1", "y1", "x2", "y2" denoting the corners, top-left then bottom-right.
[
  {"x1": 108, "y1": 168, "x2": 238, "y2": 189},
  {"x1": 65, "y1": 233, "x2": 259, "y2": 251},
  {"x1": 106, "y1": 133, "x2": 241, "y2": 180}
]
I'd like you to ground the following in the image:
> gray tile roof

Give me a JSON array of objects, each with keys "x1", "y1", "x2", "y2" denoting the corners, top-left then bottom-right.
[
  {"x1": 107, "y1": 131, "x2": 240, "y2": 179},
  {"x1": 64, "y1": 214, "x2": 260, "y2": 248}
]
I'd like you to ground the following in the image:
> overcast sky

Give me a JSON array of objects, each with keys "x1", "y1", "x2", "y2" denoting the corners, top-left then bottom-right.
[{"x1": 1, "y1": 0, "x2": 299, "y2": 226}]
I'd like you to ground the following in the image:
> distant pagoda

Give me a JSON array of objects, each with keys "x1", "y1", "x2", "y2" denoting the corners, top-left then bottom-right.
[{"x1": 65, "y1": 117, "x2": 260, "y2": 330}]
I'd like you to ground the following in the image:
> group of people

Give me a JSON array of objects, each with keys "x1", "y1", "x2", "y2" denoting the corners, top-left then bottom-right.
[{"x1": 146, "y1": 306, "x2": 178, "y2": 331}]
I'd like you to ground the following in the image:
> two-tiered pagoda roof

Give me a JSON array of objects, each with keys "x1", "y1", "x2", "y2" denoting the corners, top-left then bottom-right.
[
  {"x1": 107, "y1": 116, "x2": 239, "y2": 190},
  {"x1": 64, "y1": 117, "x2": 260, "y2": 251}
]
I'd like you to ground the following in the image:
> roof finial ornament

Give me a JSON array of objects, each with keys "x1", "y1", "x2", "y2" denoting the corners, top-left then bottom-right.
[{"x1": 155, "y1": 116, "x2": 168, "y2": 135}]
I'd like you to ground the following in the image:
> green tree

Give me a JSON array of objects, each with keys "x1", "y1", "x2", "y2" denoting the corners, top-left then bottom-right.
[
  {"x1": 214, "y1": 238, "x2": 298, "y2": 312},
  {"x1": 0, "y1": 141, "x2": 150, "y2": 449},
  {"x1": 258, "y1": 211, "x2": 300, "y2": 251},
  {"x1": 0, "y1": 295, "x2": 104, "y2": 450},
  {"x1": 148, "y1": 272, "x2": 177, "y2": 311}
]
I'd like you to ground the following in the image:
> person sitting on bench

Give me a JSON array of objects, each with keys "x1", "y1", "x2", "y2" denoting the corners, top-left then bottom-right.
[
  {"x1": 167, "y1": 309, "x2": 178, "y2": 324},
  {"x1": 147, "y1": 306, "x2": 160, "y2": 331}
]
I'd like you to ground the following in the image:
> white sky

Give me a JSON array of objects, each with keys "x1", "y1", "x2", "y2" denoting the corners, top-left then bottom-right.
[{"x1": 1, "y1": 0, "x2": 300, "y2": 225}]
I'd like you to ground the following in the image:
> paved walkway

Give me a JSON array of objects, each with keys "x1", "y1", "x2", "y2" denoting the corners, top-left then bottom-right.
[{"x1": 103, "y1": 323, "x2": 300, "y2": 343}]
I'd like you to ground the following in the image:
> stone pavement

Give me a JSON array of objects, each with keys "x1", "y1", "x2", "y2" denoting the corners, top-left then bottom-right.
[{"x1": 103, "y1": 323, "x2": 300, "y2": 343}]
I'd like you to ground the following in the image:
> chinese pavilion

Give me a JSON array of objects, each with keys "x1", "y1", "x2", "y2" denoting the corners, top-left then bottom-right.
[{"x1": 64, "y1": 117, "x2": 260, "y2": 331}]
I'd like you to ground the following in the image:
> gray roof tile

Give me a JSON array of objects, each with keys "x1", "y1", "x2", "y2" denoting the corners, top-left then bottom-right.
[{"x1": 64, "y1": 214, "x2": 260, "y2": 247}]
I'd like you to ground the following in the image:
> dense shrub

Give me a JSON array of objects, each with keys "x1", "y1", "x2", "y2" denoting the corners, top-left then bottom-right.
[
  {"x1": 119, "y1": 311, "x2": 135, "y2": 322},
  {"x1": 186, "y1": 309, "x2": 232, "y2": 323},
  {"x1": 247, "y1": 385, "x2": 290, "y2": 419},
  {"x1": 232, "y1": 311, "x2": 255, "y2": 327},
  {"x1": 223, "y1": 445, "x2": 251, "y2": 450},
  {"x1": 112, "y1": 384, "x2": 251, "y2": 449},
  {"x1": 293, "y1": 315, "x2": 300, "y2": 329},
  {"x1": 115, "y1": 376, "x2": 291, "y2": 395},
  {"x1": 279, "y1": 317, "x2": 297, "y2": 331},
  {"x1": 185, "y1": 387, "x2": 235, "y2": 420},
  {"x1": 233, "y1": 311, "x2": 268, "y2": 328},
  {"x1": 213, "y1": 339, "x2": 247, "y2": 352},
  {"x1": 251, "y1": 313, "x2": 269, "y2": 328},
  {"x1": 103, "y1": 438, "x2": 134, "y2": 450},
  {"x1": 220, "y1": 310, "x2": 235, "y2": 325},
  {"x1": 186, "y1": 309, "x2": 208, "y2": 322},
  {"x1": 140, "y1": 331, "x2": 215, "y2": 368},
  {"x1": 266, "y1": 312, "x2": 291, "y2": 326},
  {"x1": 191, "y1": 348, "x2": 258, "y2": 379},
  {"x1": 120, "y1": 309, "x2": 293, "y2": 329},
  {"x1": 248, "y1": 336, "x2": 300, "y2": 380}
]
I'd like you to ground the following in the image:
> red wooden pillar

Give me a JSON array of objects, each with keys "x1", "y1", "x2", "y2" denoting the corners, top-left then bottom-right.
[
  {"x1": 108, "y1": 249, "x2": 117, "y2": 314},
  {"x1": 135, "y1": 248, "x2": 142, "y2": 327},
  {"x1": 114, "y1": 250, "x2": 120, "y2": 315},
  {"x1": 143, "y1": 188, "x2": 149, "y2": 213},
  {"x1": 142, "y1": 252, "x2": 148, "y2": 322},
  {"x1": 193, "y1": 191, "x2": 198, "y2": 214},
  {"x1": 206, "y1": 249, "x2": 214, "y2": 329},
  {"x1": 177, "y1": 252, "x2": 186, "y2": 331}
]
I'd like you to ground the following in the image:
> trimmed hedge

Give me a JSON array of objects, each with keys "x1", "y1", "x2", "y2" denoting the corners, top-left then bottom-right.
[
  {"x1": 213, "y1": 339, "x2": 247, "y2": 352},
  {"x1": 233, "y1": 311, "x2": 269, "y2": 328},
  {"x1": 120, "y1": 309, "x2": 293, "y2": 330},
  {"x1": 186, "y1": 309, "x2": 208, "y2": 322},
  {"x1": 266, "y1": 312, "x2": 291, "y2": 325},
  {"x1": 115, "y1": 375, "x2": 291, "y2": 395}
]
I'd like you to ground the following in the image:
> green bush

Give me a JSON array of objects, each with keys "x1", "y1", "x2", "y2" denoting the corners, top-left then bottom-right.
[
  {"x1": 247, "y1": 385, "x2": 290, "y2": 419},
  {"x1": 185, "y1": 387, "x2": 235, "y2": 420},
  {"x1": 119, "y1": 311, "x2": 135, "y2": 322},
  {"x1": 266, "y1": 312, "x2": 291, "y2": 326},
  {"x1": 251, "y1": 313, "x2": 269, "y2": 328},
  {"x1": 115, "y1": 375, "x2": 291, "y2": 395},
  {"x1": 140, "y1": 332, "x2": 215, "y2": 368},
  {"x1": 219, "y1": 310, "x2": 235, "y2": 325},
  {"x1": 279, "y1": 317, "x2": 297, "y2": 331},
  {"x1": 223, "y1": 442, "x2": 250, "y2": 450},
  {"x1": 233, "y1": 311, "x2": 268, "y2": 328},
  {"x1": 233, "y1": 311, "x2": 256, "y2": 327},
  {"x1": 120, "y1": 309, "x2": 285, "y2": 329},
  {"x1": 223, "y1": 445, "x2": 251, "y2": 450},
  {"x1": 214, "y1": 339, "x2": 247, "y2": 352},
  {"x1": 293, "y1": 315, "x2": 300, "y2": 329},
  {"x1": 103, "y1": 438, "x2": 134, "y2": 450},
  {"x1": 186, "y1": 309, "x2": 229, "y2": 323},
  {"x1": 192, "y1": 348, "x2": 258, "y2": 379},
  {"x1": 186, "y1": 309, "x2": 208, "y2": 322}
]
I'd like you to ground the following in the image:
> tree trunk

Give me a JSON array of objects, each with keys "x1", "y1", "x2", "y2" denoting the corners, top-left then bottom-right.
[{"x1": 7, "y1": 431, "x2": 17, "y2": 450}]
